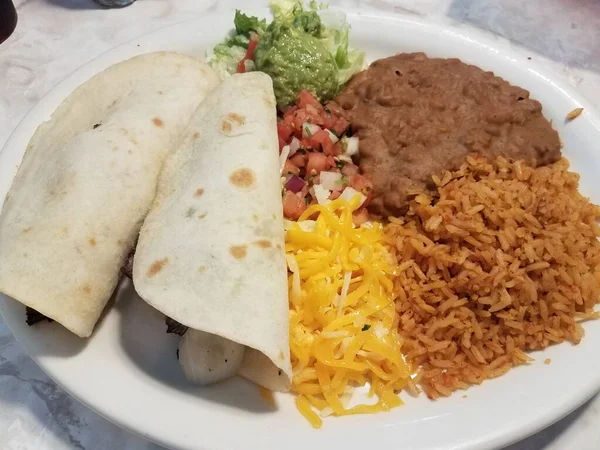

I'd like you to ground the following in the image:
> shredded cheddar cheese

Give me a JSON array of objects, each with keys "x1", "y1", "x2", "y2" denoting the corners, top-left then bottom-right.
[{"x1": 285, "y1": 196, "x2": 410, "y2": 427}]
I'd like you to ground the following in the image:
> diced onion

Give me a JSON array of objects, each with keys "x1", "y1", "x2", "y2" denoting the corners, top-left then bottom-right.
[
  {"x1": 285, "y1": 175, "x2": 306, "y2": 193},
  {"x1": 339, "y1": 187, "x2": 367, "y2": 207},
  {"x1": 297, "y1": 220, "x2": 317, "y2": 232},
  {"x1": 289, "y1": 137, "x2": 301, "y2": 156},
  {"x1": 279, "y1": 145, "x2": 290, "y2": 175},
  {"x1": 337, "y1": 271, "x2": 352, "y2": 317},
  {"x1": 327, "y1": 130, "x2": 339, "y2": 143},
  {"x1": 343, "y1": 136, "x2": 359, "y2": 156},
  {"x1": 319, "y1": 171, "x2": 342, "y2": 191},
  {"x1": 244, "y1": 59, "x2": 255, "y2": 72},
  {"x1": 373, "y1": 323, "x2": 388, "y2": 340},
  {"x1": 302, "y1": 122, "x2": 321, "y2": 138},
  {"x1": 313, "y1": 184, "x2": 332, "y2": 205},
  {"x1": 286, "y1": 254, "x2": 301, "y2": 303}
]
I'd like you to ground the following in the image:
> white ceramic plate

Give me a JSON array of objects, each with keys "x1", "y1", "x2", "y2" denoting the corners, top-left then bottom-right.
[{"x1": 2, "y1": 8, "x2": 600, "y2": 450}]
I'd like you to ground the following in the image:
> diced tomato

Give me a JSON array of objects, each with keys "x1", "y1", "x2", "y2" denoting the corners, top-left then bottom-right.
[
  {"x1": 351, "y1": 174, "x2": 373, "y2": 193},
  {"x1": 278, "y1": 137, "x2": 287, "y2": 152},
  {"x1": 329, "y1": 190, "x2": 342, "y2": 200},
  {"x1": 236, "y1": 60, "x2": 246, "y2": 74},
  {"x1": 351, "y1": 173, "x2": 374, "y2": 206},
  {"x1": 331, "y1": 142, "x2": 343, "y2": 156},
  {"x1": 297, "y1": 90, "x2": 323, "y2": 111},
  {"x1": 332, "y1": 117, "x2": 350, "y2": 137},
  {"x1": 246, "y1": 39, "x2": 258, "y2": 60},
  {"x1": 283, "y1": 160, "x2": 300, "y2": 175},
  {"x1": 306, "y1": 152, "x2": 330, "y2": 175},
  {"x1": 321, "y1": 116, "x2": 336, "y2": 130},
  {"x1": 277, "y1": 121, "x2": 294, "y2": 142},
  {"x1": 309, "y1": 129, "x2": 334, "y2": 155},
  {"x1": 289, "y1": 152, "x2": 306, "y2": 168},
  {"x1": 283, "y1": 191, "x2": 307, "y2": 220},
  {"x1": 236, "y1": 39, "x2": 259, "y2": 74},
  {"x1": 304, "y1": 105, "x2": 324, "y2": 125},
  {"x1": 283, "y1": 106, "x2": 298, "y2": 120},
  {"x1": 300, "y1": 138, "x2": 313, "y2": 149},
  {"x1": 324, "y1": 101, "x2": 343, "y2": 117},
  {"x1": 341, "y1": 162, "x2": 359, "y2": 178},
  {"x1": 292, "y1": 109, "x2": 313, "y2": 130},
  {"x1": 353, "y1": 208, "x2": 369, "y2": 226}
]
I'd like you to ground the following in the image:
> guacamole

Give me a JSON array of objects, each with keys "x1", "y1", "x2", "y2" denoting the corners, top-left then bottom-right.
[
  {"x1": 208, "y1": 1, "x2": 365, "y2": 108},
  {"x1": 254, "y1": 24, "x2": 338, "y2": 108}
]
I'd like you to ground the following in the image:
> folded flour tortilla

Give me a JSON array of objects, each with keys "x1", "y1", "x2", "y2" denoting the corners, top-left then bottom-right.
[
  {"x1": 132, "y1": 72, "x2": 292, "y2": 391},
  {"x1": 0, "y1": 52, "x2": 219, "y2": 337}
]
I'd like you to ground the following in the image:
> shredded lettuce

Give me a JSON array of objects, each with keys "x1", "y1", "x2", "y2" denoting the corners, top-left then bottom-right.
[
  {"x1": 269, "y1": 0, "x2": 364, "y2": 86},
  {"x1": 234, "y1": 10, "x2": 267, "y2": 36},
  {"x1": 316, "y1": 8, "x2": 364, "y2": 85},
  {"x1": 208, "y1": 1, "x2": 365, "y2": 90},
  {"x1": 208, "y1": 43, "x2": 247, "y2": 79}
]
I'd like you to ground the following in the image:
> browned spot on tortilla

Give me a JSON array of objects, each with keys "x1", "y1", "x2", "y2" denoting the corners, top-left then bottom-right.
[
  {"x1": 276, "y1": 243, "x2": 282, "y2": 250},
  {"x1": 82, "y1": 284, "x2": 92, "y2": 295},
  {"x1": 228, "y1": 113, "x2": 245, "y2": 125},
  {"x1": 221, "y1": 120, "x2": 232, "y2": 133},
  {"x1": 229, "y1": 168, "x2": 255, "y2": 189},
  {"x1": 254, "y1": 239, "x2": 272, "y2": 249},
  {"x1": 22, "y1": 227, "x2": 32, "y2": 233},
  {"x1": 152, "y1": 117, "x2": 164, "y2": 127},
  {"x1": 198, "y1": 265, "x2": 207, "y2": 273},
  {"x1": 193, "y1": 132, "x2": 200, "y2": 139},
  {"x1": 158, "y1": 90, "x2": 164, "y2": 95},
  {"x1": 88, "y1": 237, "x2": 97, "y2": 247},
  {"x1": 197, "y1": 213, "x2": 208, "y2": 220},
  {"x1": 229, "y1": 245, "x2": 247, "y2": 260},
  {"x1": 253, "y1": 214, "x2": 259, "y2": 221},
  {"x1": 220, "y1": 113, "x2": 246, "y2": 134},
  {"x1": 147, "y1": 258, "x2": 168, "y2": 277},
  {"x1": 194, "y1": 188, "x2": 204, "y2": 197},
  {"x1": 278, "y1": 350, "x2": 285, "y2": 360},
  {"x1": 61, "y1": 227, "x2": 69, "y2": 235},
  {"x1": 120, "y1": 128, "x2": 128, "y2": 136}
]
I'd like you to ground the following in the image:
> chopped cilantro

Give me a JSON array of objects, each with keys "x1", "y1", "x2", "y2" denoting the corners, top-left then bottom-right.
[
  {"x1": 305, "y1": 197, "x2": 311, "y2": 205},
  {"x1": 362, "y1": 324, "x2": 371, "y2": 331},
  {"x1": 335, "y1": 160, "x2": 345, "y2": 169}
]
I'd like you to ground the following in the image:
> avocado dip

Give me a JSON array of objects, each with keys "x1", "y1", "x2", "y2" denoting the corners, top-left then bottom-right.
[{"x1": 208, "y1": 1, "x2": 364, "y2": 108}]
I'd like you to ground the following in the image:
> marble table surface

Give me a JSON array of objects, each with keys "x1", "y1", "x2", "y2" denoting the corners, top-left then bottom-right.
[{"x1": 1, "y1": 0, "x2": 599, "y2": 448}]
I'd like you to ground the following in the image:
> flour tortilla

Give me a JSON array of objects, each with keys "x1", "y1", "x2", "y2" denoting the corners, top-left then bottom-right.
[
  {"x1": 0, "y1": 52, "x2": 219, "y2": 338},
  {"x1": 133, "y1": 72, "x2": 292, "y2": 391}
]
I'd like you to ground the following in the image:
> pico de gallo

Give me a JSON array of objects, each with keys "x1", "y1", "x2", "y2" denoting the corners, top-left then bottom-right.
[{"x1": 278, "y1": 90, "x2": 373, "y2": 224}]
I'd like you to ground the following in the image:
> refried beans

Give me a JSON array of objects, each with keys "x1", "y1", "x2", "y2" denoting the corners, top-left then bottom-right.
[{"x1": 334, "y1": 53, "x2": 562, "y2": 217}]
